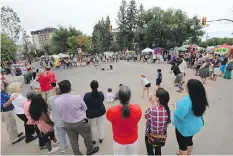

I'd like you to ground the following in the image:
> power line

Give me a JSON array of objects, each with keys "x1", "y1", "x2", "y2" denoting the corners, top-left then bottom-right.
[{"x1": 207, "y1": 19, "x2": 233, "y2": 22}]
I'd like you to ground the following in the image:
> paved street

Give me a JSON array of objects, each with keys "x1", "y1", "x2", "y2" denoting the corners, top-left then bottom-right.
[{"x1": 1, "y1": 61, "x2": 233, "y2": 155}]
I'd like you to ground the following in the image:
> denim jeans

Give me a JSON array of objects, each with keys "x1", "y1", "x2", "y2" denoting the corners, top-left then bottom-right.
[{"x1": 56, "y1": 127, "x2": 68, "y2": 151}]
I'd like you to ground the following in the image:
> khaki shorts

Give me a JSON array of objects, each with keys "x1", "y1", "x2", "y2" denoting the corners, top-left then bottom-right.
[{"x1": 41, "y1": 90, "x2": 52, "y2": 102}]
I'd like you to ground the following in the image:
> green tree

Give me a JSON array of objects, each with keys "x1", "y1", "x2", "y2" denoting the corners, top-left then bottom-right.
[
  {"x1": 92, "y1": 16, "x2": 113, "y2": 53},
  {"x1": 67, "y1": 35, "x2": 92, "y2": 54},
  {"x1": 135, "y1": 3, "x2": 147, "y2": 50},
  {"x1": 51, "y1": 26, "x2": 82, "y2": 54},
  {"x1": 110, "y1": 40, "x2": 120, "y2": 52},
  {"x1": 102, "y1": 16, "x2": 113, "y2": 51},
  {"x1": 1, "y1": 33, "x2": 16, "y2": 61},
  {"x1": 126, "y1": 0, "x2": 138, "y2": 48},
  {"x1": 116, "y1": 0, "x2": 128, "y2": 50},
  {"x1": 1, "y1": 6, "x2": 21, "y2": 43}
]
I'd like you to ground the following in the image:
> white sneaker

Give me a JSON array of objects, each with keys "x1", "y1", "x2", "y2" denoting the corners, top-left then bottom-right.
[
  {"x1": 53, "y1": 140, "x2": 59, "y2": 145},
  {"x1": 61, "y1": 143, "x2": 69, "y2": 153},
  {"x1": 48, "y1": 147, "x2": 59, "y2": 154}
]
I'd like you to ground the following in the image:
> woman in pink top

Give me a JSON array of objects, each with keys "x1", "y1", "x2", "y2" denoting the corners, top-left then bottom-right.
[
  {"x1": 29, "y1": 94, "x2": 59, "y2": 154},
  {"x1": 24, "y1": 91, "x2": 46, "y2": 149}
]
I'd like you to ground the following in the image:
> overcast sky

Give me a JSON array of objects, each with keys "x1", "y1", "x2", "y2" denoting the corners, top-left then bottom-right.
[{"x1": 1, "y1": 0, "x2": 233, "y2": 38}]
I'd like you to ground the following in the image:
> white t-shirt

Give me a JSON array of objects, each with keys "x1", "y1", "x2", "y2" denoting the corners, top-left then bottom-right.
[
  {"x1": 178, "y1": 60, "x2": 187, "y2": 73},
  {"x1": 106, "y1": 92, "x2": 115, "y2": 103},
  {"x1": 141, "y1": 77, "x2": 150, "y2": 86},
  {"x1": 153, "y1": 55, "x2": 156, "y2": 59},
  {"x1": 11, "y1": 93, "x2": 26, "y2": 114}
]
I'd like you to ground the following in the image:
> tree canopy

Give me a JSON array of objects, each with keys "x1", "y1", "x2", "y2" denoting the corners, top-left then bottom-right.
[
  {"x1": 51, "y1": 26, "x2": 83, "y2": 54},
  {"x1": 67, "y1": 35, "x2": 92, "y2": 54},
  {"x1": 200, "y1": 37, "x2": 233, "y2": 48},
  {"x1": 1, "y1": 33, "x2": 17, "y2": 61},
  {"x1": 91, "y1": 0, "x2": 205, "y2": 53},
  {"x1": 92, "y1": 16, "x2": 114, "y2": 53},
  {"x1": 1, "y1": 6, "x2": 21, "y2": 43}
]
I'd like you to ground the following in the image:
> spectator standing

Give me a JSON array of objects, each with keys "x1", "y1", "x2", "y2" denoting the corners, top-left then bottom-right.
[
  {"x1": 8, "y1": 82, "x2": 37, "y2": 143},
  {"x1": 29, "y1": 94, "x2": 59, "y2": 154},
  {"x1": 172, "y1": 79, "x2": 208, "y2": 155},
  {"x1": 107, "y1": 85, "x2": 142, "y2": 155},
  {"x1": 84, "y1": 80, "x2": 106, "y2": 144},
  {"x1": 48, "y1": 87, "x2": 69, "y2": 153},
  {"x1": 56, "y1": 80, "x2": 99, "y2": 155},
  {"x1": 145, "y1": 88, "x2": 171, "y2": 155},
  {"x1": 24, "y1": 91, "x2": 46, "y2": 149},
  {"x1": 38, "y1": 69, "x2": 52, "y2": 102},
  {"x1": 1, "y1": 83, "x2": 25, "y2": 145}
]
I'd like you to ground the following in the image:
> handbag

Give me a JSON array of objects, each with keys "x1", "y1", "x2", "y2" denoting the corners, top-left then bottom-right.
[
  {"x1": 226, "y1": 64, "x2": 233, "y2": 71},
  {"x1": 147, "y1": 107, "x2": 167, "y2": 147}
]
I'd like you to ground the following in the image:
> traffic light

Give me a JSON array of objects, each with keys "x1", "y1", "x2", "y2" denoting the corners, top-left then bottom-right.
[
  {"x1": 109, "y1": 24, "x2": 112, "y2": 32},
  {"x1": 202, "y1": 17, "x2": 207, "y2": 25}
]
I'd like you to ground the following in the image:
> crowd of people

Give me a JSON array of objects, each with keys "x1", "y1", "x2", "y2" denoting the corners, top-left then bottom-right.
[
  {"x1": 1, "y1": 49, "x2": 232, "y2": 155},
  {"x1": 1, "y1": 74, "x2": 209, "y2": 155}
]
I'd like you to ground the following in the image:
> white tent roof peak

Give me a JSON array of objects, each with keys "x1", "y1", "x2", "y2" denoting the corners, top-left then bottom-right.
[{"x1": 142, "y1": 48, "x2": 153, "y2": 53}]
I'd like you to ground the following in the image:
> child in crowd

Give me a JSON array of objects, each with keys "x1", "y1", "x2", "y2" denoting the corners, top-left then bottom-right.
[
  {"x1": 141, "y1": 74, "x2": 151, "y2": 98},
  {"x1": 156, "y1": 69, "x2": 162, "y2": 89},
  {"x1": 106, "y1": 88, "x2": 115, "y2": 103}
]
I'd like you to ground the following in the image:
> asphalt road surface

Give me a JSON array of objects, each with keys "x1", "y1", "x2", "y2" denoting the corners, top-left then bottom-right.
[{"x1": 1, "y1": 61, "x2": 233, "y2": 155}]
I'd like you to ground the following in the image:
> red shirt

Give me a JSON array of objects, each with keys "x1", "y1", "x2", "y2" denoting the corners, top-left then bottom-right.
[
  {"x1": 106, "y1": 104, "x2": 142, "y2": 144},
  {"x1": 38, "y1": 74, "x2": 51, "y2": 92}
]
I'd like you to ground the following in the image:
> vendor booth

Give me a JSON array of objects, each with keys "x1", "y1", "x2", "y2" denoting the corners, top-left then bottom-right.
[
  {"x1": 51, "y1": 55, "x2": 60, "y2": 67},
  {"x1": 214, "y1": 44, "x2": 233, "y2": 57}
]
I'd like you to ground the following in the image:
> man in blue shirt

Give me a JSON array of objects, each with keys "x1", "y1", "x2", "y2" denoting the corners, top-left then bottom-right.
[{"x1": 1, "y1": 83, "x2": 25, "y2": 145}]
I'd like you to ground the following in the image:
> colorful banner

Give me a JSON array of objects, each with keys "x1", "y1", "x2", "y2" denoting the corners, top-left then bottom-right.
[{"x1": 214, "y1": 48, "x2": 229, "y2": 55}]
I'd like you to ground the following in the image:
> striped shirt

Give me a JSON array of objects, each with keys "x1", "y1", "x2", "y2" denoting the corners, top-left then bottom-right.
[{"x1": 145, "y1": 105, "x2": 168, "y2": 136}]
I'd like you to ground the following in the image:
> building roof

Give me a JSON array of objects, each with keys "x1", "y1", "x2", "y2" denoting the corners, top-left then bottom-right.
[{"x1": 31, "y1": 27, "x2": 57, "y2": 35}]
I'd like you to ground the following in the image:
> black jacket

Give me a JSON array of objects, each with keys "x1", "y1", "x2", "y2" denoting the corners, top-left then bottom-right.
[{"x1": 84, "y1": 91, "x2": 106, "y2": 119}]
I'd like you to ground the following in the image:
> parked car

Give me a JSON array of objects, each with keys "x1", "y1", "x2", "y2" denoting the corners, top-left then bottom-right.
[{"x1": 11, "y1": 64, "x2": 22, "y2": 76}]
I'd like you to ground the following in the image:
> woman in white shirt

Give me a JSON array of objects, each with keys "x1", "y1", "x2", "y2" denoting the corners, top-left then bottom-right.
[
  {"x1": 140, "y1": 75, "x2": 151, "y2": 98},
  {"x1": 106, "y1": 88, "x2": 115, "y2": 103},
  {"x1": 9, "y1": 82, "x2": 37, "y2": 143}
]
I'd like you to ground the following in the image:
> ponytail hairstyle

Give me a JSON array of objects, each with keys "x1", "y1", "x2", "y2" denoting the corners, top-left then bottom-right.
[
  {"x1": 118, "y1": 85, "x2": 131, "y2": 119},
  {"x1": 156, "y1": 88, "x2": 171, "y2": 124},
  {"x1": 90, "y1": 80, "x2": 99, "y2": 97}
]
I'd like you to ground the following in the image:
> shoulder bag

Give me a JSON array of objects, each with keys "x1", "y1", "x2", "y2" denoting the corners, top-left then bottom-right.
[{"x1": 147, "y1": 107, "x2": 167, "y2": 147}]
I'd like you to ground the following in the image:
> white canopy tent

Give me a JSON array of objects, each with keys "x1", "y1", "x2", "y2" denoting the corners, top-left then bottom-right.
[
  {"x1": 177, "y1": 46, "x2": 187, "y2": 51},
  {"x1": 141, "y1": 48, "x2": 154, "y2": 54},
  {"x1": 58, "y1": 53, "x2": 69, "y2": 58},
  {"x1": 103, "y1": 51, "x2": 114, "y2": 57}
]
